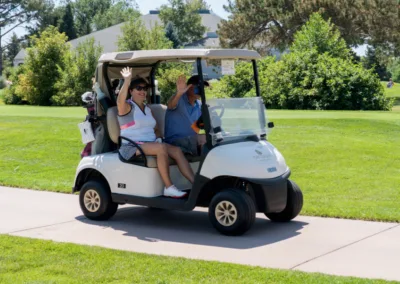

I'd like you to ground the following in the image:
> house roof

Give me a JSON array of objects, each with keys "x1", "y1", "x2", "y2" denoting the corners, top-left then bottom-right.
[
  {"x1": 14, "y1": 48, "x2": 26, "y2": 60},
  {"x1": 13, "y1": 11, "x2": 224, "y2": 62}
]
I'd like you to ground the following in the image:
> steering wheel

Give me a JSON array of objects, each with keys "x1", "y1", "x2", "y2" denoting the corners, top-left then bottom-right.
[
  {"x1": 193, "y1": 104, "x2": 225, "y2": 132},
  {"x1": 208, "y1": 104, "x2": 225, "y2": 118}
]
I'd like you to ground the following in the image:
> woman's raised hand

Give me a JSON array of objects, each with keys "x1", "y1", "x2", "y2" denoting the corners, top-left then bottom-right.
[{"x1": 121, "y1": 67, "x2": 132, "y2": 79}]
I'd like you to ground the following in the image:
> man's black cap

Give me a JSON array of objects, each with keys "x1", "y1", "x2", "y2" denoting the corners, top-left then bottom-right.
[{"x1": 187, "y1": 75, "x2": 209, "y2": 86}]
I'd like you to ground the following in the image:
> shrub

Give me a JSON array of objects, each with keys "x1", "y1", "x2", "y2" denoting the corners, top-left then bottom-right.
[
  {"x1": 15, "y1": 26, "x2": 70, "y2": 105},
  {"x1": 259, "y1": 50, "x2": 393, "y2": 110},
  {"x1": 52, "y1": 37, "x2": 103, "y2": 106},
  {"x1": 3, "y1": 65, "x2": 24, "y2": 105}
]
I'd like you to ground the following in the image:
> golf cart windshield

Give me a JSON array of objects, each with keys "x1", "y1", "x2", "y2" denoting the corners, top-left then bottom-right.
[{"x1": 207, "y1": 97, "x2": 268, "y2": 142}]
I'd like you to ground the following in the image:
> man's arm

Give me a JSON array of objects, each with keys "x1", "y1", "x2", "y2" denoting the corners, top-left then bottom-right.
[
  {"x1": 151, "y1": 112, "x2": 161, "y2": 139},
  {"x1": 167, "y1": 75, "x2": 192, "y2": 109}
]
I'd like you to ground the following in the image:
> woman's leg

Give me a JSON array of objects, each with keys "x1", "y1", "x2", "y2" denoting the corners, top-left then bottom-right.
[
  {"x1": 166, "y1": 144, "x2": 195, "y2": 184},
  {"x1": 137, "y1": 143, "x2": 173, "y2": 188}
]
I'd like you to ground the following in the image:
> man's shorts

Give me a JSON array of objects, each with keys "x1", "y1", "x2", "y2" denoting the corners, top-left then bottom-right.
[{"x1": 169, "y1": 135, "x2": 199, "y2": 156}]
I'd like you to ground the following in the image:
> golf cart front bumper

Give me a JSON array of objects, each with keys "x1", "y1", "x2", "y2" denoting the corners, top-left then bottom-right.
[{"x1": 247, "y1": 169, "x2": 290, "y2": 213}]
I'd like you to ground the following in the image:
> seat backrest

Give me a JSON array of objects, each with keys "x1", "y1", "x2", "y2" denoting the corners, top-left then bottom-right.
[
  {"x1": 107, "y1": 104, "x2": 167, "y2": 143},
  {"x1": 107, "y1": 106, "x2": 120, "y2": 144},
  {"x1": 148, "y1": 104, "x2": 167, "y2": 138}
]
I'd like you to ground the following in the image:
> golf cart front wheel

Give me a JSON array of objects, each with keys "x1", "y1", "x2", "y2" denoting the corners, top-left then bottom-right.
[
  {"x1": 79, "y1": 180, "x2": 118, "y2": 221},
  {"x1": 209, "y1": 189, "x2": 256, "y2": 236},
  {"x1": 265, "y1": 180, "x2": 303, "y2": 222}
]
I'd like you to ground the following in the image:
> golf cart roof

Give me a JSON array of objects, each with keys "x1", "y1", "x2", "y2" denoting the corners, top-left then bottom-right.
[{"x1": 98, "y1": 49, "x2": 261, "y2": 65}]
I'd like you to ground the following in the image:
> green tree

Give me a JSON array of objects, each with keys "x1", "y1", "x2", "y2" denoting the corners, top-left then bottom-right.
[
  {"x1": 291, "y1": 13, "x2": 350, "y2": 59},
  {"x1": 117, "y1": 16, "x2": 148, "y2": 51},
  {"x1": 187, "y1": 0, "x2": 211, "y2": 10},
  {"x1": 74, "y1": 0, "x2": 111, "y2": 36},
  {"x1": 24, "y1": 0, "x2": 62, "y2": 39},
  {"x1": 218, "y1": 0, "x2": 400, "y2": 54},
  {"x1": 159, "y1": 0, "x2": 207, "y2": 46},
  {"x1": 117, "y1": 16, "x2": 173, "y2": 51},
  {"x1": 165, "y1": 22, "x2": 180, "y2": 48},
  {"x1": 53, "y1": 37, "x2": 103, "y2": 106},
  {"x1": 15, "y1": 26, "x2": 70, "y2": 105},
  {"x1": 59, "y1": 3, "x2": 77, "y2": 41},
  {"x1": 0, "y1": 0, "x2": 45, "y2": 75},
  {"x1": 92, "y1": 0, "x2": 140, "y2": 31},
  {"x1": 117, "y1": 14, "x2": 191, "y2": 104},
  {"x1": 362, "y1": 46, "x2": 391, "y2": 81}
]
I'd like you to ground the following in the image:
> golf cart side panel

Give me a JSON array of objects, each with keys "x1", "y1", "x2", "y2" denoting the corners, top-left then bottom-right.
[
  {"x1": 75, "y1": 153, "x2": 200, "y2": 198},
  {"x1": 74, "y1": 153, "x2": 163, "y2": 197},
  {"x1": 200, "y1": 141, "x2": 289, "y2": 180}
]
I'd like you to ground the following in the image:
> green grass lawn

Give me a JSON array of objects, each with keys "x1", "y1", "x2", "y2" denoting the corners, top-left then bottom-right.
[
  {"x1": 0, "y1": 235, "x2": 394, "y2": 284},
  {"x1": 382, "y1": 81, "x2": 400, "y2": 111},
  {"x1": 0, "y1": 105, "x2": 399, "y2": 222},
  {"x1": 382, "y1": 81, "x2": 400, "y2": 98}
]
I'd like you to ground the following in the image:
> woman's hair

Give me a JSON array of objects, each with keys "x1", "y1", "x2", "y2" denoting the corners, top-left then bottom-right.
[{"x1": 128, "y1": 77, "x2": 148, "y2": 92}]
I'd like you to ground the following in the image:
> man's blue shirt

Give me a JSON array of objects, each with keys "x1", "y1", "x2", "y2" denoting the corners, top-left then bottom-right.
[{"x1": 164, "y1": 94, "x2": 201, "y2": 142}]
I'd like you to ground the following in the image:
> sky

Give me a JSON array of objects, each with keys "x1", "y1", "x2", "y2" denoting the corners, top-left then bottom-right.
[{"x1": 3, "y1": 0, "x2": 366, "y2": 56}]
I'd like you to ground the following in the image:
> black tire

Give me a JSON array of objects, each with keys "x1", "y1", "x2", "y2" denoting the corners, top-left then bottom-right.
[
  {"x1": 79, "y1": 180, "x2": 118, "y2": 221},
  {"x1": 209, "y1": 189, "x2": 256, "y2": 236},
  {"x1": 265, "y1": 179, "x2": 303, "y2": 222}
]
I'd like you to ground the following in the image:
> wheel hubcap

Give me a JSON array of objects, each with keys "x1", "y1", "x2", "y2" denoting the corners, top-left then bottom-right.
[
  {"x1": 84, "y1": 189, "x2": 101, "y2": 212},
  {"x1": 215, "y1": 201, "x2": 237, "y2": 226}
]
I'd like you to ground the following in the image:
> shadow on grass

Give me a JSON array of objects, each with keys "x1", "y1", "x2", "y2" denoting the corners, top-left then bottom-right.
[{"x1": 76, "y1": 206, "x2": 308, "y2": 249}]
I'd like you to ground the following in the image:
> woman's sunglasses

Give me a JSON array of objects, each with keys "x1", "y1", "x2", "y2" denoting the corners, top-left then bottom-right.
[{"x1": 134, "y1": 85, "x2": 149, "y2": 91}]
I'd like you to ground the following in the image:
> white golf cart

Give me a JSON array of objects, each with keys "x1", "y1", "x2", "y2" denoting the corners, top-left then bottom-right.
[{"x1": 74, "y1": 49, "x2": 303, "y2": 236}]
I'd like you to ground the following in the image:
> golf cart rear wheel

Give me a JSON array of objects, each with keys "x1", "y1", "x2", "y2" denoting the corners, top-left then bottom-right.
[
  {"x1": 79, "y1": 180, "x2": 118, "y2": 221},
  {"x1": 209, "y1": 189, "x2": 256, "y2": 236},
  {"x1": 265, "y1": 180, "x2": 303, "y2": 222}
]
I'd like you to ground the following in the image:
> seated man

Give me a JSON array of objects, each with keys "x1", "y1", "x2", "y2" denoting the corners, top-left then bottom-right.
[{"x1": 164, "y1": 75, "x2": 208, "y2": 156}]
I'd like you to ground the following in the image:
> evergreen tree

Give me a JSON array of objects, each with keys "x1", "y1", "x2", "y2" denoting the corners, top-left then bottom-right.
[
  {"x1": 59, "y1": 3, "x2": 77, "y2": 41},
  {"x1": 165, "y1": 22, "x2": 180, "y2": 48},
  {"x1": 362, "y1": 46, "x2": 391, "y2": 81}
]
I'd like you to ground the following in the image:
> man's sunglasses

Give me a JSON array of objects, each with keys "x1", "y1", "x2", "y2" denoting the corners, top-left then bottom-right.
[{"x1": 133, "y1": 85, "x2": 149, "y2": 91}]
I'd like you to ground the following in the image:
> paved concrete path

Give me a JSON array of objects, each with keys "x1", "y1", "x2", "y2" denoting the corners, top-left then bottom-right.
[{"x1": 1, "y1": 186, "x2": 399, "y2": 282}]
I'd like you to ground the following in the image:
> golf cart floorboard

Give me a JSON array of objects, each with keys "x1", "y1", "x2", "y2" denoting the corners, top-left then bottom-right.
[{"x1": 112, "y1": 193, "x2": 191, "y2": 211}]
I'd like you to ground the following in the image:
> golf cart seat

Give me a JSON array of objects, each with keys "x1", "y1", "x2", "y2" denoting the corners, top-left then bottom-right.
[{"x1": 106, "y1": 105, "x2": 200, "y2": 168}]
